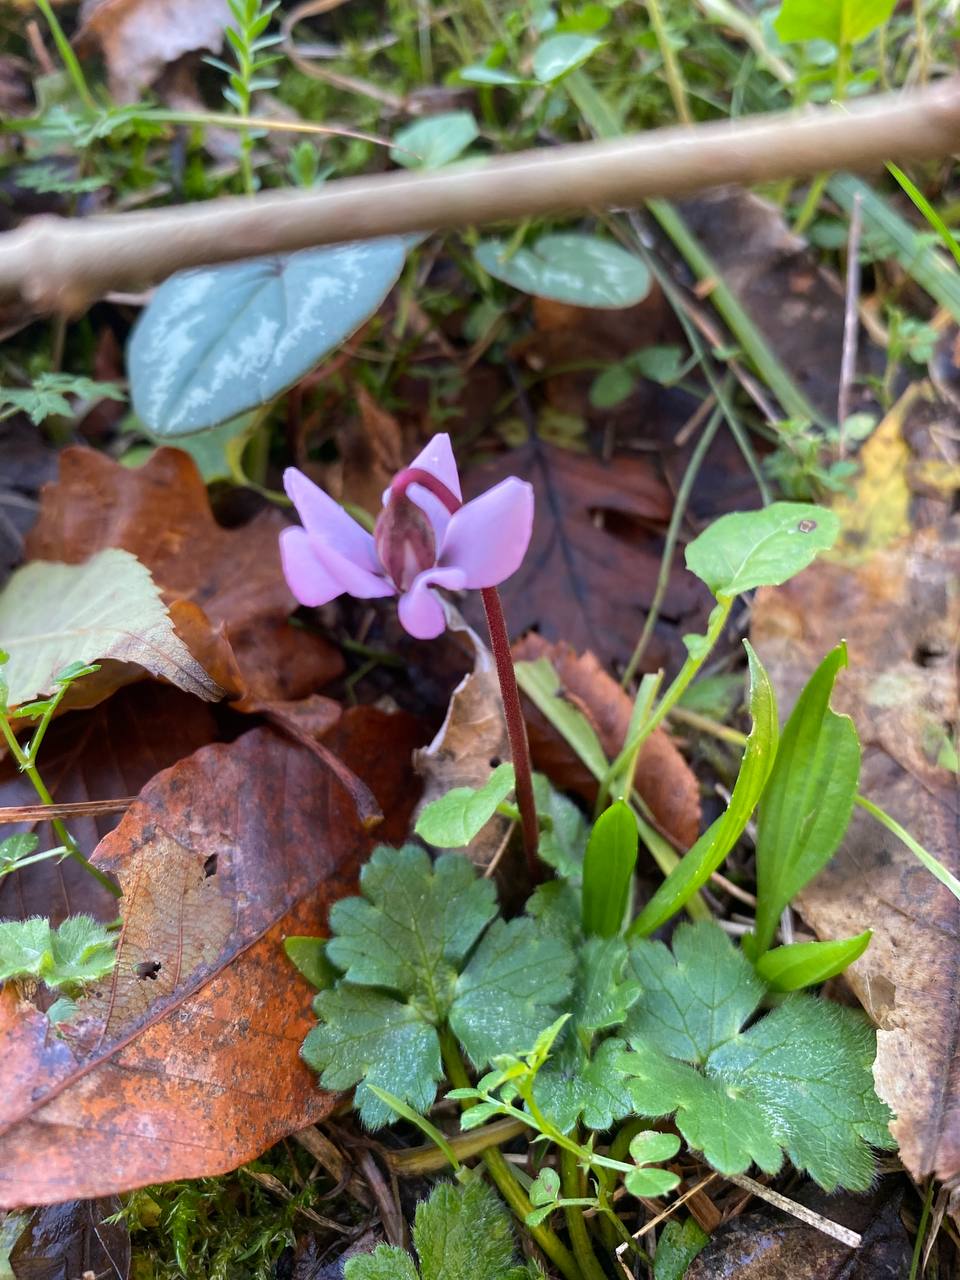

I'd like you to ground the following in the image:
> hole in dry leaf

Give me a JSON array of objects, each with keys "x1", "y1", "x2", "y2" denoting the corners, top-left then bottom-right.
[
  {"x1": 489, "y1": 756, "x2": 502, "y2": 768},
  {"x1": 914, "y1": 641, "x2": 948, "y2": 668},
  {"x1": 136, "y1": 960, "x2": 162, "y2": 981},
  {"x1": 203, "y1": 854, "x2": 218, "y2": 878}
]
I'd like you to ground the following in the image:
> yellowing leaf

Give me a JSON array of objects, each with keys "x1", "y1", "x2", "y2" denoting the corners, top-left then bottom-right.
[{"x1": 832, "y1": 386, "x2": 919, "y2": 557}]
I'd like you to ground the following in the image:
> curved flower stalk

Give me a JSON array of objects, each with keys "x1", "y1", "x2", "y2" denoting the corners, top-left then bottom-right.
[{"x1": 280, "y1": 434, "x2": 541, "y2": 876}]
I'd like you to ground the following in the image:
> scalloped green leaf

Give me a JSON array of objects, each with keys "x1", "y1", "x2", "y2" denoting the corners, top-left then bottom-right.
[{"x1": 129, "y1": 239, "x2": 406, "y2": 434}]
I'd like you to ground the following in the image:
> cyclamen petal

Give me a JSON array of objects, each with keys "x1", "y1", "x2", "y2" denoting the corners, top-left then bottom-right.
[
  {"x1": 284, "y1": 467, "x2": 380, "y2": 572},
  {"x1": 397, "y1": 566, "x2": 467, "y2": 639},
  {"x1": 306, "y1": 534, "x2": 395, "y2": 601},
  {"x1": 280, "y1": 527, "x2": 343, "y2": 607},
  {"x1": 407, "y1": 433, "x2": 462, "y2": 501},
  {"x1": 438, "y1": 477, "x2": 534, "y2": 588}
]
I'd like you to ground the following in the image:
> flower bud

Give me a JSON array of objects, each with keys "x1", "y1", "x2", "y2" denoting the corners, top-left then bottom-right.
[{"x1": 374, "y1": 491, "x2": 436, "y2": 591}]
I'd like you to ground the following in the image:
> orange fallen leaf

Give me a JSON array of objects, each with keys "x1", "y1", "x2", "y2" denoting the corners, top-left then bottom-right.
[{"x1": 0, "y1": 708, "x2": 424, "y2": 1207}]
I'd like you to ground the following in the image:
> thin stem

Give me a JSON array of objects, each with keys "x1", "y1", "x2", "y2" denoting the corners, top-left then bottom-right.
[
  {"x1": 560, "y1": 1148, "x2": 608, "y2": 1280},
  {"x1": 439, "y1": 1029, "x2": 582, "y2": 1280},
  {"x1": 908, "y1": 1178, "x2": 934, "y2": 1280},
  {"x1": 647, "y1": 0, "x2": 692, "y2": 124},
  {"x1": 0, "y1": 714, "x2": 120, "y2": 898},
  {"x1": 622, "y1": 398, "x2": 726, "y2": 685},
  {"x1": 35, "y1": 0, "x2": 96, "y2": 110},
  {"x1": 480, "y1": 588, "x2": 539, "y2": 882}
]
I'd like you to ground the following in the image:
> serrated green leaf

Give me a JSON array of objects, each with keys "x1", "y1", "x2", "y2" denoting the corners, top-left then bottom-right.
[
  {"x1": 303, "y1": 986, "x2": 442, "y2": 1128},
  {"x1": 415, "y1": 764, "x2": 516, "y2": 848},
  {"x1": 0, "y1": 373, "x2": 124, "y2": 425},
  {"x1": 414, "y1": 1178, "x2": 523, "y2": 1280},
  {"x1": 534, "y1": 1035, "x2": 632, "y2": 1133},
  {"x1": 631, "y1": 644, "x2": 778, "y2": 937},
  {"x1": 755, "y1": 931, "x2": 872, "y2": 992},
  {"x1": 576, "y1": 937, "x2": 642, "y2": 1034},
  {"x1": 626, "y1": 921, "x2": 764, "y2": 1062},
  {"x1": 326, "y1": 846, "x2": 497, "y2": 1013},
  {"x1": 533, "y1": 773, "x2": 589, "y2": 878},
  {"x1": 773, "y1": 0, "x2": 895, "y2": 46},
  {"x1": 653, "y1": 1218, "x2": 709, "y2": 1280},
  {"x1": 532, "y1": 33, "x2": 604, "y2": 82},
  {"x1": 346, "y1": 1245, "x2": 420, "y2": 1280},
  {"x1": 0, "y1": 914, "x2": 116, "y2": 991},
  {"x1": 0, "y1": 548, "x2": 220, "y2": 707},
  {"x1": 525, "y1": 879, "x2": 582, "y2": 942},
  {"x1": 617, "y1": 923, "x2": 894, "y2": 1189},
  {"x1": 475, "y1": 234, "x2": 651, "y2": 309},
  {"x1": 685, "y1": 503, "x2": 839, "y2": 600},
  {"x1": 752, "y1": 644, "x2": 860, "y2": 954},
  {"x1": 582, "y1": 801, "x2": 637, "y2": 938},
  {"x1": 451, "y1": 917, "x2": 574, "y2": 1067},
  {"x1": 391, "y1": 112, "x2": 479, "y2": 169},
  {"x1": 128, "y1": 240, "x2": 406, "y2": 435}
]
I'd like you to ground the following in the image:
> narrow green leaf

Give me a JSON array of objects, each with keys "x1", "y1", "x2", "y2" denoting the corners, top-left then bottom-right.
[
  {"x1": 475, "y1": 234, "x2": 650, "y2": 309},
  {"x1": 631, "y1": 644, "x2": 778, "y2": 937},
  {"x1": 459, "y1": 64, "x2": 526, "y2": 86},
  {"x1": 753, "y1": 644, "x2": 861, "y2": 954},
  {"x1": 532, "y1": 33, "x2": 604, "y2": 82},
  {"x1": 581, "y1": 801, "x2": 638, "y2": 938},
  {"x1": 685, "y1": 503, "x2": 839, "y2": 600},
  {"x1": 754, "y1": 930, "x2": 872, "y2": 992},
  {"x1": 415, "y1": 763, "x2": 516, "y2": 848},
  {"x1": 515, "y1": 659, "x2": 608, "y2": 779}
]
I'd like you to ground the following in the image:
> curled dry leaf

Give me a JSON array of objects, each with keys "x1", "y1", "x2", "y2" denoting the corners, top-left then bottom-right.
[
  {"x1": 77, "y1": 0, "x2": 231, "y2": 101},
  {"x1": 0, "y1": 547, "x2": 221, "y2": 708},
  {"x1": 0, "y1": 709, "x2": 424, "y2": 1207},
  {"x1": 750, "y1": 521, "x2": 960, "y2": 1180},
  {"x1": 414, "y1": 606, "x2": 511, "y2": 870},
  {"x1": 0, "y1": 683, "x2": 218, "y2": 925},
  {"x1": 462, "y1": 441, "x2": 705, "y2": 671},
  {"x1": 513, "y1": 634, "x2": 701, "y2": 851}
]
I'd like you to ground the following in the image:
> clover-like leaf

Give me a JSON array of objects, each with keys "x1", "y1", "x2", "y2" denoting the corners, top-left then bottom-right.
[
  {"x1": 326, "y1": 846, "x2": 497, "y2": 1012},
  {"x1": 451, "y1": 917, "x2": 574, "y2": 1066},
  {"x1": 302, "y1": 987, "x2": 442, "y2": 1129},
  {"x1": 617, "y1": 922, "x2": 894, "y2": 1190},
  {"x1": 0, "y1": 914, "x2": 116, "y2": 992}
]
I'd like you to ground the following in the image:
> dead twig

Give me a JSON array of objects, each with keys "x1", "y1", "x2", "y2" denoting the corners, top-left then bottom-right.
[
  {"x1": 837, "y1": 191, "x2": 864, "y2": 449},
  {"x1": 3, "y1": 82, "x2": 960, "y2": 311}
]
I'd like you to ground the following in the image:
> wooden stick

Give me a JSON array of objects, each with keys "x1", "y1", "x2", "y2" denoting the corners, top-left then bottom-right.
[
  {"x1": 0, "y1": 797, "x2": 136, "y2": 823},
  {"x1": 2, "y1": 81, "x2": 960, "y2": 312}
]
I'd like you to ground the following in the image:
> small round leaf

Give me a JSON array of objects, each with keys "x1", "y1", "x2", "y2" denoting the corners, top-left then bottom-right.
[
  {"x1": 532, "y1": 33, "x2": 604, "y2": 82},
  {"x1": 391, "y1": 112, "x2": 479, "y2": 169}
]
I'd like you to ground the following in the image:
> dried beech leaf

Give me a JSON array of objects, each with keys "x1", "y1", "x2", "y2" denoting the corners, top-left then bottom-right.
[
  {"x1": 0, "y1": 547, "x2": 221, "y2": 707},
  {"x1": 0, "y1": 709, "x2": 424, "y2": 1206},
  {"x1": 751, "y1": 521, "x2": 960, "y2": 1179}
]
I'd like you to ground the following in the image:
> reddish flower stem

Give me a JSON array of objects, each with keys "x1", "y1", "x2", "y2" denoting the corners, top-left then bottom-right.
[
  {"x1": 391, "y1": 465, "x2": 540, "y2": 881},
  {"x1": 481, "y1": 586, "x2": 540, "y2": 882}
]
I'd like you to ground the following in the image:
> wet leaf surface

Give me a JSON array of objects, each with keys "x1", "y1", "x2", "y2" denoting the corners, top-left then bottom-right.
[
  {"x1": 6, "y1": 1194, "x2": 130, "y2": 1280},
  {"x1": 751, "y1": 521, "x2": 960, "y2": 1179},
  {"x1": 0, "y1": 709, "x2": 424, "y2": 1207}
]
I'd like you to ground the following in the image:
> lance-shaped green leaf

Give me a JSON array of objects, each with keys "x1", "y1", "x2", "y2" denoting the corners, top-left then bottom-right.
[
  {"x1": 751, "y1": 643, "x2": 861, "y2": 955},
  {"x1": 773, "y1": 0, "x2": 896, "y2": 47},
  {"x1": 630, "y1": 644, "x2": 778, "y2": 937},
  {"x1": 581, "y1": 801, "x2": 637, "y2": 938},
  {"x1": 754, "y1": 930, "x2": 872, "y2": 992},
  {"x1": 129, "y1": 239, "x2": 406, "y2": 435},
  {"x1": 685, "y1": 503, "x2": 839, "y2": 600}
]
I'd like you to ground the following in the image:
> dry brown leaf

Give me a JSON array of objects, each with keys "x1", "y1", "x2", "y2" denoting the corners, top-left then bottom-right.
[
  {"x1": 6, "y1": 1195, "x2": 130, "y2": 1279},
  {"x1": 513, "y1": 635, "x2": 701, "y2": 850},
  {"x1": 0, "y1": 683, "x2": 218, "y2": 925},
  {"x1": 0, "y1": 708, "x2": 424, "y2": 1207},
  {"x1": 463, "y1": 441, "x2": 705, "y2": 671},
  {"x1": 77, "y1": 0, "x2": 231, "y2": 100},
  {"x1": 414, "y1": 607, "x2": 511, "y2": 869},
  {"x1": 329, "y1": 385, "x2": 406, "y2": 517},
  {"x1": 751, "y1": 522, "x2": 960, "y2": 1180}
]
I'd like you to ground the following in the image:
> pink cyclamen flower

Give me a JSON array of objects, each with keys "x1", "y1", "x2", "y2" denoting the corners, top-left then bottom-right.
[{"x1": 280, "y1": 433, "x2": 534, "y2": 639}]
